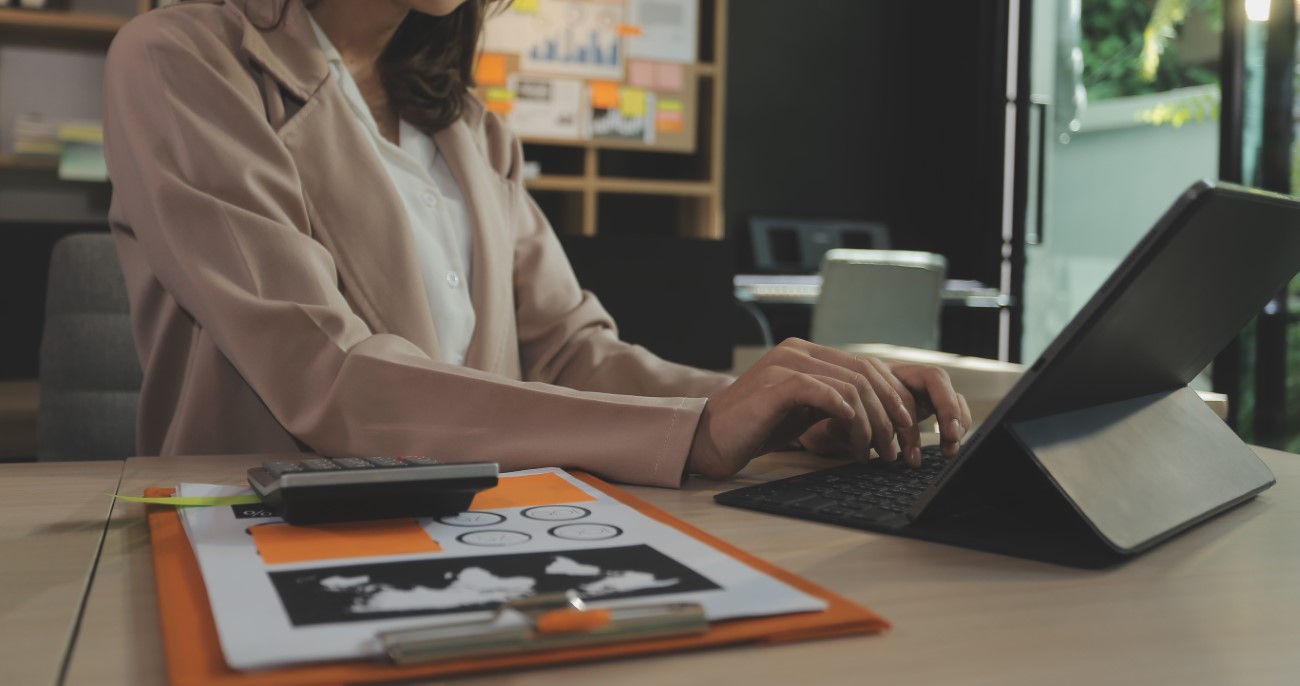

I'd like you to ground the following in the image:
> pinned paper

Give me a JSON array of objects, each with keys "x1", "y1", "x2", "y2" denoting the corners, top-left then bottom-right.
[
  {"x1": 658, "y1": 98, "x2": 684, "y2": 112},
  {"x1": 655, "y1": 62, "x2": 685, "y2": 91},
  {"x1": 656, "y1": 110, "x2": 684, "y2": 133},
  {"x1": 471, "y1": 472, "x2": 597, "y2": 510},
  {"x1": 250, "y1": 519, "x2": 442, "y2": 565},
  {"x1": 627, "y1": 60, "x2": 656, "y2": 89},
  {"x1": 475, "y1": 52, "x2": 508, "y2": 87},
  {"x1": 514, "y1": 0, "x2": 540, "y2": 12},
  {"x1": 590, "y1": 80, "x2": 621, "y2": 109},
  {"x1": 620, "y1": 87, "x2": 648, "y2": 117}
]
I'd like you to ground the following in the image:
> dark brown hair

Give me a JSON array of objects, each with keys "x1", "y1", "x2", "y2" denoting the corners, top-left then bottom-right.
[
  {"x1": 266, "y1": 1, "x2": 512, "y2": 133},
  {"x1": 379, "y1": 0, "x2": 513, "y2": 133}
]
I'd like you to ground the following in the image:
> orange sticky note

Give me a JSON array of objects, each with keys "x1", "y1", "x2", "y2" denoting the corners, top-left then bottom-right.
[
  {"x1": 250, "y1": 519, "x2": 441, "y2": 565},
  {"x1": 471, "y1": 473, "x2": 597, "y2": 510},
  {"x1": 590, "y1": 80, "x2": 621, "y2": 109},
  {"x1": 486, "y1": 98, "x2": 515, "y2": 115},
  {"x1": 656, "y1": 110, "x2": 684, "y2": 133},
  {"x1": 476, "y1": 53, "x2": 508, "y2": 87},
  {"x1": 616, "y1": 23, "x2": 643, "y2": 37}
]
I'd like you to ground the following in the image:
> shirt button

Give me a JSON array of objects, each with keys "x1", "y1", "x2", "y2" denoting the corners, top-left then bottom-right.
[
  {"x1": 420, "y1": 191, "x2": 436, "y2": 208},
  {"x1": 446, "y1": 271, "x2": 461, "y2": 288}
]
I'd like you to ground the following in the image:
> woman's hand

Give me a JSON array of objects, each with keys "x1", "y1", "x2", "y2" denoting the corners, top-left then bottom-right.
[{"x1": 686, "y1": 338, "x2": 971, "y2": 480}]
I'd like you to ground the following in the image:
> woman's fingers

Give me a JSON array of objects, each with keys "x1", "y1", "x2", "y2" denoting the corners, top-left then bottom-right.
[
  {"x1": 863, "y1": 357, "x2": 924, "y2": 467},
  {"x1": 767, "y1": 339, "x2": 915, "y2": 433}
]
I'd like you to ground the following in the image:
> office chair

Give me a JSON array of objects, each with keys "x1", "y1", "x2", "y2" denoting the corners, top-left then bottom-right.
[
  {"x1": 37, "y1": 233, "x2": 141, "y2": 461},
  {"x1": 810, "y1": 249, "x2": 947, "y2": 350}
]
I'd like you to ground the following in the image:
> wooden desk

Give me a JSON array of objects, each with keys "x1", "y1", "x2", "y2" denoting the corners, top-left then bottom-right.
[
  {"x1": 0, "y1": 460, "x2": 122, "y2": 686},
  {"x1": 65, "y1": 449, "x2": 1300, "y2": 685}
]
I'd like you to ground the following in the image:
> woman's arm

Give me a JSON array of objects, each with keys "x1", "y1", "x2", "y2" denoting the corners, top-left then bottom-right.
[{"x1": 103, "y1": 11, "x2": 706, "y2": 488}]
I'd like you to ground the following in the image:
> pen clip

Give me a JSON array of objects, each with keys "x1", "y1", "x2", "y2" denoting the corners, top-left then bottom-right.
[{"x1": 377, "y1": 591, "x2": 708, "y2": 665}]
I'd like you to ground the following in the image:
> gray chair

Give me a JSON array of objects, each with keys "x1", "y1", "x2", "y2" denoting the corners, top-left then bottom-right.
[
  {"x1": 38, "y1": 233, "x2": 141, "y2": 461},
  {"x1": 810, "y1": 249, "x2": 947, "y2": 350}
]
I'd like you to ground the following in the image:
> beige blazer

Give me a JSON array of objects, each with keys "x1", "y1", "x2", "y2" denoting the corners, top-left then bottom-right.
[{"x1": 102, "y1": 0, "x2": 731, "y2": 487}]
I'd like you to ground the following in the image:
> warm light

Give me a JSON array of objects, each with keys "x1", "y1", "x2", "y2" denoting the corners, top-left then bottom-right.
[{"x1": 1246, "y1": 0, "x2": 1270, "y2": 22}]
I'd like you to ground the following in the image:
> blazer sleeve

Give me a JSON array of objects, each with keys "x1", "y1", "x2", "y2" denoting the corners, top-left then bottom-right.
[
  {"x1": 102, "y1": 14, "x2": 715, "y2": 487},
  {"x1": 483, "y1": 115, "x2": 736, "y2": 400}
]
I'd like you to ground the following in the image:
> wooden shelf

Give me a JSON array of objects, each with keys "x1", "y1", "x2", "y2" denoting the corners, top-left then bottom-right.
[
  {"x1": 0, "y1": 153, "x2": 58, "y2": 173},
  {"x1": 525, "y1": 175, "x2": 714, "y2": 197},
  {"x1": 0, "y1": 7, "x2": 127, "y2": 47}
]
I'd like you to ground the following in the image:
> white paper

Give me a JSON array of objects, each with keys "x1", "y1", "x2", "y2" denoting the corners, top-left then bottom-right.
[
  {"x1": 177, "y1": 468, "x2": 825, "y2": 671},
  {"x1": 625, "y1": 0, "x2": 697, "y2": 63},
  {"x1": 508, "y1": 76, "x2": 584, "y2": 139},
  {"x1": 485, "y1": 0, "x2": 625, "y2": 80}
]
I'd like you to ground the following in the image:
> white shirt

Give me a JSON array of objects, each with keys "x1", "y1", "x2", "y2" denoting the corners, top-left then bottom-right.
[{"x1": 309, "y1": 17, "x2": 476, "y2": 366}]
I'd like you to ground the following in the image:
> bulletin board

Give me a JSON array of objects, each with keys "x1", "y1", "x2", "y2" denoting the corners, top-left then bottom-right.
[{"x1": 476, "y1": 0, "x2": 700, "y2": 152}]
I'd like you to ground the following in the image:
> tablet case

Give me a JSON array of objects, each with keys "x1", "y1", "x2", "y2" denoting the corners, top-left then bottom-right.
[{"x1": 144, "y1": 473, "x2": 888, "y2": 686}]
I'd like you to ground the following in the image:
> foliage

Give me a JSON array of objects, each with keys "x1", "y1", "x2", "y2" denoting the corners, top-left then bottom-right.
[{"x1": 1082, "y1": 0, "x2": 1220, "y2": 100}]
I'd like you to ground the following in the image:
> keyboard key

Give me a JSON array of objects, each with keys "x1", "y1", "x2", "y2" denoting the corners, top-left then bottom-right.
[
  {"x1": 263, "y1": 461, "x2": 302, "y2": 476},
  {"x1": 400, "y1": 455, "x2": 440, "y2": 465},
  {"x1": 300, "y1": 458, "x2": 340, "y2": 471},
  {"x1": 332, "y1": 457, "x2": 375, "y2": 469},
  {"x1": 364, "y1": 456, "x2": 406, "y2": 468},
  {"x1": 790, "y1": 496, "x2": 838, "y2": 512},
  {"x1": 758, "y1": 488, "x2": 817, "y2": 507}
]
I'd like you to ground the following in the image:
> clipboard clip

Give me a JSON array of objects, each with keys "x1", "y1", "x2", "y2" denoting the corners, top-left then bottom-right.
[{"x1": 377, "y1": 591, "x2": 709, "y2": 665}]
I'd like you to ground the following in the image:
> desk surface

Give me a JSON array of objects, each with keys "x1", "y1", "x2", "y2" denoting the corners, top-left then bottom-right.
[
  {"x1": 0, "y1": 460, "x2": 122, "y2": 686},
  {"x1": 62, "y1": 449, "x2": 1300, "y2": 686}
]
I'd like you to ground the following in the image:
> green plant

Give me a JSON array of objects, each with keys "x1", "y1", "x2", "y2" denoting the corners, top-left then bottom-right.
[{"x1": 1082, "y1": 0, "x2": 1220, "y2": 100}]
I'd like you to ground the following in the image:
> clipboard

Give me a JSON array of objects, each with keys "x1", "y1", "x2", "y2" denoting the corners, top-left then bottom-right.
[{"x1": 144, "y1": 472, "x2": 889, "y2": 685}]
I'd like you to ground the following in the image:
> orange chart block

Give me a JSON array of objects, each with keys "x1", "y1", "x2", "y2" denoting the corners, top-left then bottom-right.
[
  {"x1": 250, "y1": 519, "x2": 441, "y2": 565},
  {"x1": 475, "y1": 52, "x2": 508, "y2": 87},
  {"x1": 590, "y1": 81, "x2": 621, "y2": 109},
  {"x1": 471, "y1": 472, "x2": 598, "y2": 510}
]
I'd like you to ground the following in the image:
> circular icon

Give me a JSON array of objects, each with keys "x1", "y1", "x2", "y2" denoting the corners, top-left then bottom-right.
[
  {"x1": 522, "y1": 505, "x2": 591, "y2": 522},
  {"x1": 438, "y1": 511, "x2": 507, "y2": 527},
  {"x1": 457, "y1": 530, "x2": 532, "y2": 546},
  {"x1": 548, "y1": 523, "x2": 623, "y2": 541}
]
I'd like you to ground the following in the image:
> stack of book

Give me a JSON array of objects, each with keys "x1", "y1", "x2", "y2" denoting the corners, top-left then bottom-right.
[{"x1": 12, "y1": 113, "x2": 107, "y2": 181}]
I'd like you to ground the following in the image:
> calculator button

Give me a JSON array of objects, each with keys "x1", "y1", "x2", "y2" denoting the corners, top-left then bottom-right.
[
  {"x1": 263, "y1": 461, "x2": 303, "y2": 476},
  {"x1": 300, "y1": 458, "x2": 340, "y2": 471},
  {"x1": 400, "y1": 456, "x2": 440, "y2": 465},
  {"x1": 364, "y1": 456, "x2": 406, "y2": 468},
  {"x1": 332, "y1": 457, "x2": 376, "y2": 469}
]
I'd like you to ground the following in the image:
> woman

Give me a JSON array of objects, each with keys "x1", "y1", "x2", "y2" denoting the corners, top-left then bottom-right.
[{"x1": 102, "y1": 0, "x2": 970, "y2": 488}]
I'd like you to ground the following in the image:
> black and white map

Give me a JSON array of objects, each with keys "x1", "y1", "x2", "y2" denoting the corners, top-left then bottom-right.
[{"x1": 269, "y1": 544, "x2": 719, "y2": 626}]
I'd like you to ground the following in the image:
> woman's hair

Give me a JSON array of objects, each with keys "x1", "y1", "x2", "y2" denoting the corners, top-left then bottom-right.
[
  {"x1": 379, "y1": 1, "x2": 512, "y2": 133},
  {"x1": 265, "y1": 0, "x2": 512, "y2": 133}
]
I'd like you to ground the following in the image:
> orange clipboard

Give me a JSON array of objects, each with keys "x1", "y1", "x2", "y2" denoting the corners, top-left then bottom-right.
[{"x1": 144, "y1": 472, "x2": 890, "y2": 685}]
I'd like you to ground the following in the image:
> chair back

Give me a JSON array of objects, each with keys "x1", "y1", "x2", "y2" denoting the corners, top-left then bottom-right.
[
  {"x1": 810, "y1": 249, "x2": 947, "y2": 349},
  {"x1": 38, "y1": 233, "x2": 141, "y2": 460}
]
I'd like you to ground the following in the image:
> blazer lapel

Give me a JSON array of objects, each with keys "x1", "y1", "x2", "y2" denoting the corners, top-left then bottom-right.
[
  {"x1": 434, "y1": 118, "x2": 516, "y2": 373},
  {"x1": 233, "y1": 0, "x2": 442, "y2": 358}
]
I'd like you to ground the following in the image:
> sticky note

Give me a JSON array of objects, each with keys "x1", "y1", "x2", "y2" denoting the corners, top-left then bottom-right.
[
  {"x1": 475, "y1": 52, "x2": 508, "y2": 87},
  {"x1": 658, "y1": 99, "x2": 684, "y2": 113},
  {"x1": 250, "y1": 519, "x2": 441, "y2": 565},
  {"x1": 656, "y1": 110, "x2": 684, "y2": 133},
  {"x1": 620, "y1": 88, "x2": 647, "y2": 117},
  {"x1": 514, "y1": 0, "x2": 539, "y2": 12},
  {"x1": 627, "y1": 60, "x2": 656, "y2": 89},
  {"x1": 471, "y1": 473, "x2": 597, "y2": 510},
  {"x1": 655, "y1": 62, "x2": 685, "y2": 92},
  {"x1": 486, "y1": 87, "x2": 515, "y2": 101},
  {"x1": 616, "y1": 23, "x2": 643, "y2": 37},
  {"x1": 486, "y1": 98, "x2": 515, "y2": 115},
  {"x1": 590, "y1": 80, "x2": 621, "y2": 109}
]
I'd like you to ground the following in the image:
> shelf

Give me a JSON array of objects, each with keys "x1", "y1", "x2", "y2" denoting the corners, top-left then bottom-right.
[
  {"x1": 597, "y1": 178, "x2": 714, "y2": 196},
  {"x1": 525, "y1": 175, "x2": 715, "y2": 197},
  {"x1": 0, "y1": 7, "x2": 127, "y2": 47},
  {"x1": 0, "y1": 153, "x2": 57, "y2": 172},
  {"x1": 525, "y1": 175, "x2": 586, "y2": 192}
]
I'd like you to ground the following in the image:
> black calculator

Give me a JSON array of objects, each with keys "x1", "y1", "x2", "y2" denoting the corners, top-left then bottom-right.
[{"x1": 247, "y1": 456, "x2": 499, "y2": 525}]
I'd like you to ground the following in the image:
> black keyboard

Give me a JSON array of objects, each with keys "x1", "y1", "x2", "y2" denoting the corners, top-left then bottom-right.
[{"x1": 714, "y1": 445, "x2": 949, "y2": 529}]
